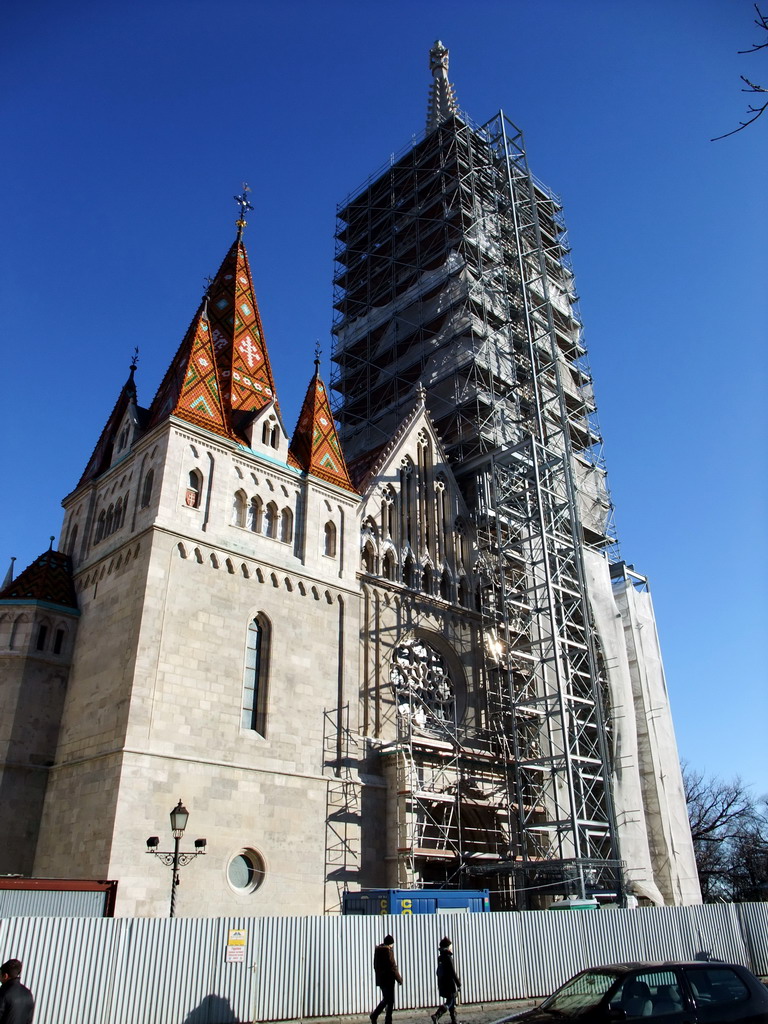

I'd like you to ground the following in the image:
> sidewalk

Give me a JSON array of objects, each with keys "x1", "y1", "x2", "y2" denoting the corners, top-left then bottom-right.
[{"x1": 299, "y1": 1000, "x2": 538, "y2": 1024}]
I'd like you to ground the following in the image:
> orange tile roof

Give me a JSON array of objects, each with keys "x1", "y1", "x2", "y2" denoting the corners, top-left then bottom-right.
[
  {"x1": 169, "y1": 308, "x2": 230, "y2": 434},
  {"x1": 0, "y1": 550, "x2": 78, "y2": 610},
  {"x1": 207, "y1": 238, "x2": 279, "y2": 417},
  {"x1": 288, "y1": 365, "x2": 357, "y2": 493}
]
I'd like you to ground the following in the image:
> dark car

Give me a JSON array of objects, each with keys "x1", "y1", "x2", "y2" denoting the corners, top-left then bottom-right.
[{"x1": 508, "y1": 961, "x2": 768, "y2": 1023}]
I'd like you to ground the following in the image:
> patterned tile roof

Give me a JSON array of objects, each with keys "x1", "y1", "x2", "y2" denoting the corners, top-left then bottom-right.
[
  {"x1": 147, "y1": 236, "x2": 277, "y2": 441},
  {"x1": 207, "y1": 238, "x2": 279, "y2": 416},
  {"x1": 288, "y1": 365, "x2": 357, "y2": 493},
  {"x1": 0, "y1": 550, "x2": 78, "y2": 610},
  {"x1": 164, "y1": 308, "x2": 231, "y2": 436}
]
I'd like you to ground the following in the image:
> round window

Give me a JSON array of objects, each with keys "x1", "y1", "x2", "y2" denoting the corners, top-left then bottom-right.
[{"x1": 227, "y1": 849, "x2": 265, "y2": 894}]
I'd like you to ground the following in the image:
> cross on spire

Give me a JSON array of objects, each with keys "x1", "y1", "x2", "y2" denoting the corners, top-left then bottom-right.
[{"x1": 234, "y1": 183, "x2": 254, "y2": 238}]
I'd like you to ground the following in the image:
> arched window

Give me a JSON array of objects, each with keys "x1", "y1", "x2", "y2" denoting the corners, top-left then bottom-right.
[
  {"x1": 422, "y1": 565, "x2": 432, "y2": 594},
  {"x1": 36, "y1": 622, "x2": 49, "y2": 651},
  {"x1": 243, "y1": 615, "x2": 270, "y2": 736},
  {"x1": 66, "y1": 523, "x2": 79, "y2": 557},
  {"x1": 95, "y1": 510, "x2": 106, "y2": 544},
  {"x1": 361, "y1": 540, "x2": 376, "y2": 573},
  {"x1": 324, "y1": 521, "x2": 337, "y2": 557},
  {"x1": 140, "y1": 469, "x2": 154, "y2": 508},
  {"x1": 53, "y1": 627, "x2": 65, "y2": 655},
  {"x1": 264, "y1": 502, "x2": 278, "y2": 539},
  {"x1": 261, "y1": 419, "x2": 280, "y2": 449},
  {"x1": 9, "y1": 616, "x2": 26, "y2": 650},
  {"x1": 404, "y1": 555, "x2": 416, "y2": 588},
  {"x1": 381, "y1": 486, "x2": 396, "y2": 540},
  {"x1": 391, "y1": 637, "x2": 455, "y2": 726},
  {"x1": 440, "y1": 568, "x2": 451, "y2": 601},
  {"x1": 113, "y1": 498, "x2": 123, "y2": 532},
  {"x1": 248, "y1": 497, "x2": 263, "y2": 533},
  {"x1": 279, "y1": 507, "x2": 293, "y2": 543},
  {"x1": 186, "y1": 469, "x2": 202, "y2": 508},
  {"x1": 105, "y1": 504, "x2": 114, "y2": 536},
  {"x1": 458, "y1": 576, "x2": 469, "y2": 607},
  {"x1": 382, "y1": 549, "x2": 396, "y2": 581},
  {"x1": 232, "y1": 490, "x2": 247, "y2": 527},
  {"x1": 400, "y1": 457, "x2": 414, "y2": 547}
]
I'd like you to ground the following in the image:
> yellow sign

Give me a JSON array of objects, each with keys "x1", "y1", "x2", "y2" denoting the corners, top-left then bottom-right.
[{"x1": 226, "y1": 929, "x2": 247, "y2": 963}]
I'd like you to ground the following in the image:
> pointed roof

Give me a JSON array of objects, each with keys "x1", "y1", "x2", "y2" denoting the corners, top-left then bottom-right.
[
  {"x1": 426, "y1": 40, "x2": 459, "y2": 132},
  {"x1": 0, "y1": 549, "x2": 78, "y2": 611},
  {"x1": 77, "y1": 364, "x2": 142, "y2": 488},
  {"x1": 2, "y1": 556, "x2": 16, "y2": 590},
  {"x1": 288, "y1": 360, "x2": 357, "y2": 493},
  {"x1": 206, "y1": 237, "x2": 279, "y2": 416},
  {"x1": 348, "y1": 385, "x2": 438, "y2": 493},
  {"x1": 150, "y1": 305, "x2": 230, "y2": 437},
  {"x1": 147, "y1": 234, "x2": 278, "y2": 441}
]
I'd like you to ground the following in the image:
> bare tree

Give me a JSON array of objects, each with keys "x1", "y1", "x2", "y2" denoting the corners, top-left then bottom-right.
[
  {"x1": 712, "y1": 4, "x2": 768, "y2": 140},
  {"x1": 682, "y1": 763, "x2": 768, "y2": 901}
]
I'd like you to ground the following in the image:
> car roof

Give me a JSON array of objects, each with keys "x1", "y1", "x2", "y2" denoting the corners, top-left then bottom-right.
[{"x1": 584, "y1": 962, "x2": 748, "y2": 972}]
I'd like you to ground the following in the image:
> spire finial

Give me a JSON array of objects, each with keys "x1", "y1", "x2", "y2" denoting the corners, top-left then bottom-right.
[
  {"x1": 49, "y1": 535, "x2": 55, "y2": 551},
  {"x1": 202, "y1": 274, "x2": 214, "y2": 317},
  {"x1": 234, "y1": 182, "x2": 254, "y2": 239},
  {"x1": 426, "y1": 40, "x2": 459, "y2": 132},
  {"x1": 314, "y1": 340, "x2": 321, "y2": 374},
  {"x1": 128, "y1": 346, "x2": 139, "y2": 389}
]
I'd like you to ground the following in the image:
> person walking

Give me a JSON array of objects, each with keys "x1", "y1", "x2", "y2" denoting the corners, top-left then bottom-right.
[
  {"x1": 0, "y1": 959, "x2": 35, "y2": 1024},
  {"x1": 431, "y1": 936, "x2": 460, "y2": 1024},
  {"x1": 371, "y1": 934, "x2": 402, "y2": 1024}
]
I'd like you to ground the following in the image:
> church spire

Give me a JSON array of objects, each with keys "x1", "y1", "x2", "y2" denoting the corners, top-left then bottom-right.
[
  {"x1": 426, "y1": 40, "x2": 459, "y2": 132},
  {"x1": 147, "y1": 208, "x2": 279, "y2": 438},
  {"x1": 288, "y1": 353, "x2": 356, "y2": 493}
]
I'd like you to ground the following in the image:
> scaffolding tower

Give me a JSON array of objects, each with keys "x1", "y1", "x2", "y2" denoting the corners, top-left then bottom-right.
[{"x1": 332, "y1": 98, "x2": 624, "y2": 905}]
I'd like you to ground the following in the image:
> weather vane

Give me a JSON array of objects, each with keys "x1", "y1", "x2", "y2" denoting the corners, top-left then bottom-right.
[
  {"x1": 314, "y1": 340, "x2": 322, "y2": 371},
  {"x1": 234, "y1": 182, "x2": 254, "y2": 237},
  {"x1": 130, "y1": 347, "x2": 139, "y2": 370}
]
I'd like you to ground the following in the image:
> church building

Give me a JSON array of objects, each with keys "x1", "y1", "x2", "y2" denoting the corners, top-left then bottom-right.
[{"x1": 0, "y1": 46, "x2": 701, "y2": 916}]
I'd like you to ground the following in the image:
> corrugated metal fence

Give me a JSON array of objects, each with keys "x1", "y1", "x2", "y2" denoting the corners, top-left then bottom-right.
[{"x1": 1, "y1": 903, "x2": 766, "y2": 1024}]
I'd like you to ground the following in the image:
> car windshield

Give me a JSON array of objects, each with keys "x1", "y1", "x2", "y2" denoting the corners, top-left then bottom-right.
[{"x1": 542, "y1": 970, "x2": 621, "y2": 1015}]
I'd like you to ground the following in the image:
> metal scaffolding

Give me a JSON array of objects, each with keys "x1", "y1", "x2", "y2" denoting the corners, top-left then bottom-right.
[{"x1": 332, "y1": 107, "x2": 624, "y2": 906}]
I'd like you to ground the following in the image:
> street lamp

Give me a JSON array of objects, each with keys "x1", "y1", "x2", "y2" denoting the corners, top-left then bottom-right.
[{"x1": 146, "y1": 799, "x2": 206, "y2": 917}]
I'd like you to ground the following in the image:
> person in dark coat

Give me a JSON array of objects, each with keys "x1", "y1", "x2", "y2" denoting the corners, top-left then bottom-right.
[
  {"x1": 0, "y1": 959, "x2": 35, "y2": 1024},
  {"x1": 370, "y1": 934, "x2": 402, "y2": 1024},
  {"x1": 431, "y1": 937, "x2": 460, "y2": 1024}
]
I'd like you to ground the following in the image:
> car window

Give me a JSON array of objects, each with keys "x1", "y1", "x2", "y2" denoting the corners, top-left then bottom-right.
[
  {"x1": 683, "y1": 967, "x2": 750, "y2": 1007},
  {"x1": 545, "y1": 970, "x2": 620, "y2": 1013},
  {"x1": 610, "y1": 970, "x2": 685, "y2": 1018}
]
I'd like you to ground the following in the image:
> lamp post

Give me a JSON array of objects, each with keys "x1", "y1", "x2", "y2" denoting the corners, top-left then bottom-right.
[{"x1": 146, "y1": 799, "x2": 206, "y2": 917}]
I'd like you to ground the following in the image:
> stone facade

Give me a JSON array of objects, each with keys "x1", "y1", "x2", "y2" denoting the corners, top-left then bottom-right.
[{"x1": 0, "y1": 225, "x2": 700, "y2": 915}]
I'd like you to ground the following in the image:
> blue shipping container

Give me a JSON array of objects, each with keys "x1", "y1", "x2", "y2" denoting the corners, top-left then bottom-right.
[{"x1": 342, "y1": 888, "x2": 491, "y2": 915}]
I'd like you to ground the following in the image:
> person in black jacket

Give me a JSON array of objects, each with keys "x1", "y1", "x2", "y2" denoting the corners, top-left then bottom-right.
[
  {"x1": 370, "y1": 934, "x2": 402, "y2": 1024},
  {"x1": 0, "y1": 959, "x2": 35, "y2": 1024},
  {"x1": 431, "y1": 937, "x2": 460, "y2": 1024}
]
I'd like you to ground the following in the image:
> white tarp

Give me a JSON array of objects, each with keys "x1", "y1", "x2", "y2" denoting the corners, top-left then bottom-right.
[{"x1": 583, "y1": 549, "x2": 665, "y2": 905}]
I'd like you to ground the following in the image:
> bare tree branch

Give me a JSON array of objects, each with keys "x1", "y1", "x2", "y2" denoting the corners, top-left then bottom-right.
[
  {"x1": 712, "y1": 4, "x2": 768, "y2": 139},
  {"x1": 682, "y1": 762, "x2": 768, "y2": 901}
]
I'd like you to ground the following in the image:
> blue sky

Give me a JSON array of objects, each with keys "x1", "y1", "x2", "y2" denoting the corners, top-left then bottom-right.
[{"x1": 2, "y1": 0, "x2": 766, "y2": 795}]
